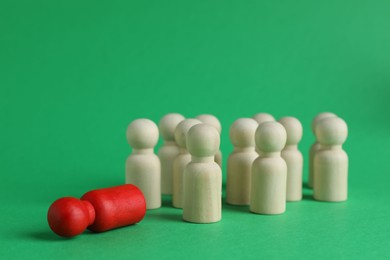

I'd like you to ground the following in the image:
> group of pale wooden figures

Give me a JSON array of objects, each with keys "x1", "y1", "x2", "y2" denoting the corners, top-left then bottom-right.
[{"x1": 125, "y1": 112, "x2": 348, "y2": 224}]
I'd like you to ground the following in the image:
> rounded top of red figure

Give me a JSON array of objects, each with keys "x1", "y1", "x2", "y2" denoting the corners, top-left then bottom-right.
[{"x1": 47, "y1": 197, "x2": 95, "y2": 237}]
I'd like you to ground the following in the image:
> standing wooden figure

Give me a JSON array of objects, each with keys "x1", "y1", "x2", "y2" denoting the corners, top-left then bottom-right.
[
  {"x1": 309, "y1": 112, "x2": 337, "y2": 188},
  {"x1": 126, "y1": 119, "x2": 161, "y2": 209},
  {"x1": 250, "y1": 122, "x2": 287, "y2": 215},
  {"x1": 172, "y1": 119, "x2": 202, "y2": 208},
  {"x1": 226, "y1": 118, "x2": 258, "y2": 205},
  {"x1": 158, "y1": 113, "x2": 185, "y2": 195},
  {"x1": 252, "y1": 113, "x2": 275, "y2": 154},
  {"x1": 196, "y1": 114, "x2": 222, "y2": 167},
  {"x1": 252, "y1": 113, "x2": 275, "y2": 125},
  {"x1": 183, "y1": 124, "x2": 222, "y2": 223},
  {"x1": 279, "y1": 117, "x2": 303, "y2": 202},
  {"x1": 314, "y1": 117, "x2": 348, "y2": 202}
]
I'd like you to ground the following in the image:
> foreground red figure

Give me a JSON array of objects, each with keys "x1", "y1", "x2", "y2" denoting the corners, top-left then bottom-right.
[{"x1": 47, "y1": 184, "x2": 146, "y2": 237}]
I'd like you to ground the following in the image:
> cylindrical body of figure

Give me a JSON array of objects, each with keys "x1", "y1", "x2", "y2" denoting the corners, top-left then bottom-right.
[
  {"x1": 172, "y1": 151, "x2": 191, "y2": 208},
  {"x1": 172, "y1": 119, "x2": 202, "y2": 208},
  {"x1": 158, "y1": 113, "x2": 185, "y2": 195},
  {"x1": 251, "y1": 121, "x2": 287, "y2": 215},
  {"x1": 314, "y1": 116, "x2": 348, "y2": 202},
  {"x1": 309, "y1": 112, "x2": 337, "y2": 188},
  {"x1": 126, "y1": 151, "x2": 161, "y2": 209},
  {"x1": 279, "y1": 116, "x2": 303, "y2": 201},
  {"x1": 81, "y1": 184, "x2": 146, "y2": 232},
  {"x1": 282, "y1": 147, "x2": 303, "y2": 201},
  {"x1": 215, "y1": 150, "x2": 222, "y2": 168},
  {"x1": 183, "y1": 158, "x2": 222, "y2": 223},
  {"x1": 183, "y1": 124, "x2": 222, "y2": 223},
  {"x1": 226, "y1": 118, "x2": 258, "y2": 205},
  {"x1": 159, "y1": 142, "x2": 180, "y2": 195},
  {"x1": 314, "y1": 148, "x2": 348, "y2": 201},
  {"x1": 250, "y1": 156, "x2": 287, "y2": 214},
  {"x1": 126, "y1": 119, "x2": 161, "y2": 209},
  {"x1": 308, "y1": 142, "x2": 321, "y2": 188},
  {"x1": 226, "y1": 148, "x2": 258, "y2": 205}
]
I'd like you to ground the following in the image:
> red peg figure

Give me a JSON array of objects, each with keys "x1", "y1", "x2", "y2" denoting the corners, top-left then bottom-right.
[{"x1": 48, "y1": 184, "x2": 146, "y2": 237}]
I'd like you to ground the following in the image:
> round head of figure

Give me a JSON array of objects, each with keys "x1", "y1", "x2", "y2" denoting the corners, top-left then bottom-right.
[
  {"x1": 126, "y1": 119, "x2": 159, "y2": 149},
  {"x1": 229, "y1": 118, "x2": 258, "y2": 148},
  {"x1": 196, "y1": 114, "x2": 222, "y2": 134},
  {"x1": 312, "y1": 112, "x2": 337, "y2": 134},
  {"x1": 159, "y1": 113, "x2": 185, "y2": 141},
  {"x1": 278, "y1": 117, "x2": 303, "y2": 146},
  {"x1": 255, "y1": 121, "x2": 287, "y2": 153},
  {"x1": 187, "y1": 124, "x2": 220, "y2": 157},
  {"x1": 316, "y1": 117, "x2": 348, "y2": 146},
  {"x1": 252, "y1": 113, "x2": 275, "y2": 125},
  {"x1": 174, "y1": 119, "x2": 202, "y2": 149}
]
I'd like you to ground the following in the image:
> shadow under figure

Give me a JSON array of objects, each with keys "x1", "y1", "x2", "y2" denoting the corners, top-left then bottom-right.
[
  {"x1": 28, "y1": 230, "x2": 69, "y2": 241},
  {"x1": 147, "y1": 211, "x2": 182, "y2": 222}
]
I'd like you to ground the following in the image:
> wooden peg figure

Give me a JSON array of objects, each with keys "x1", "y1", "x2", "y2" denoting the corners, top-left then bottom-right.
[
  {"x1": 158, "y1": 113, "x2": 185, "y2": 195},
  {"x1": 172, "y1": 119, "x2": 202, "y2": 208},
  {"x1": 183, "y1": 124, "x2": 222, "y2": 223},
  {"x1": 279, "y1": 117, "x2": 303, "y2": 201},
  {"x1": 252, "y1": 113, "x2": 275, "y2": 125},
  {"x1": 252, "y1": 113, "x2": 275, "y2": 154},
  {"x1": 196, "y1": 114, "x2": 222, "y2": 167},
  {"x1": 226, "y1": 118, "x2": 258, "y2": 205},
  {"x1": 309, "y1": 112, "x2": 337, "y2": 188},
  {"x1": 314, "y1": 117, "x2": 348, "y2": 202},
  {"x1": 250, "y1": 122, "x2": 287, "y2": 215},
  {"x1": 126, "y1": 119, "x2": 161, "y2": 209}
]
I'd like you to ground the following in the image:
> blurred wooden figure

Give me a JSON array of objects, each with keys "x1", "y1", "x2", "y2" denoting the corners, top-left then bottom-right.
[
  {"x1": 279, "y1": 117, "x2": 303, "y2": 201},
  {"x1": 226, "y1": 118, "x2": 258, "y2": 205},
  {"x1": 196, "y1": 114, "x2": 222, "y2": 167},
  {"x1": 252, "y1": 113, "x2": 275, "y2": 154},
  {"x1": 158, "y1": 113, "x2": 185, "y2": 195},
  {"x1": 314, "y1": 117, "x2": 348, "y2": 202},
  {"x1": 252, "y1": 113, "x2": 275, "y2": 125},
  {"x1": 172, "y1": 119, "x2": 202, "y2": 208},
  {"x1": 309, "y1": 112, "x2": 337, "y2": 188}
]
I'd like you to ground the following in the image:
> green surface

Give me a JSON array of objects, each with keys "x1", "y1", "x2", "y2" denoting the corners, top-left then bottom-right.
[{"x1": 1, "y1": 0, "x2": 390, "y2": 259}]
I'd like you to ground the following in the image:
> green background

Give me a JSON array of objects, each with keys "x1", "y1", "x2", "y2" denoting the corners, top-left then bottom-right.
[{"x1": 1, "y1": 0, "x2": 390, "y2": 259}]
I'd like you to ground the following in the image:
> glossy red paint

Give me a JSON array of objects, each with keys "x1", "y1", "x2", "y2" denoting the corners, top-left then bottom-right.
[{"x1": 47, "y1": 184, "x2": 146, "y2": 237}]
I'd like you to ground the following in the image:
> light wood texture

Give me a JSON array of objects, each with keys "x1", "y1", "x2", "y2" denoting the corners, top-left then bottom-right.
[
  {"x1": 279, "y1": 117, "x2": 303, "y2": 201},
  {"x1": 158, "y1": 113, "x2": 185, "y2": 195},
  {"x1": 250, "y1": 122, "x2": 287, "y2": 215},
  {"x1": 183, "y1": 124, "x2": 222, "y2": 223},
  {"x1": 125, "y1": 119, "x2": 161, "y2": 209},
  {"x1": 196, "y1": 114, "x2": 222, "y2": 167},
  {"x1": 226, "y1": 118, "x2": 258, "y2": 205},
  {"x1": 172, "y1": 119, "x2": 202, "y2": 208},
  {"x1": 252, "y1": 113, "x2": 275, "y2": 125},
  {"x1": 309, "y1": 112, "x2": 337, "y2": 188},
  {"x1": 252, "y1": 113, "x2": 275, "y2": 154},
  {"x1": 314, "y1": 117, "x2": 348, "y2": 202}
]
